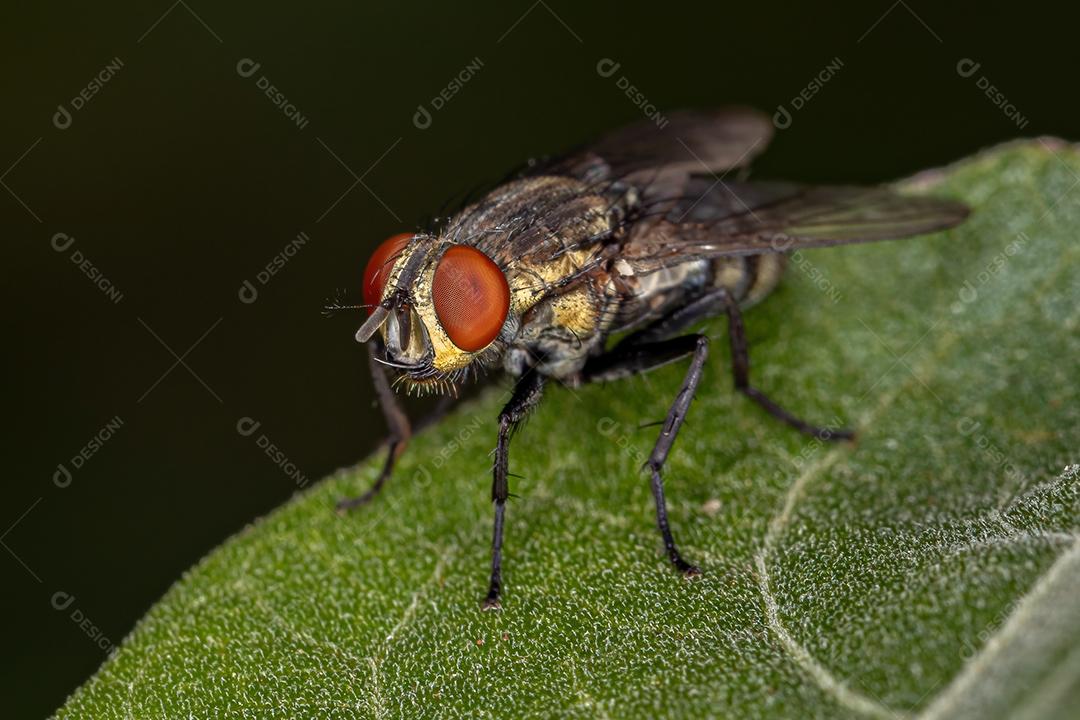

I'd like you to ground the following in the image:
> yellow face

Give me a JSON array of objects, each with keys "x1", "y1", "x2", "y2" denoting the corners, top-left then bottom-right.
[
  {"x1": 358, "y1": 234, "x2": 513, "y2": 390},
  {"x1": 357, "y1": 231, "x2": 603, "y2": 392}
]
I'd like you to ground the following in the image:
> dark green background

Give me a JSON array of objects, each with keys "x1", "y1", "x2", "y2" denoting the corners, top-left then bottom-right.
[{"x1": 2, "y1": 1, "x2": 1076, "y2": 716}]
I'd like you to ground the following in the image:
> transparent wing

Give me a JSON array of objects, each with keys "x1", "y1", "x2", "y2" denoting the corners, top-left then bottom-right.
[{"x1": 623, "y1": 179, "x2": 970, "y2": 272}]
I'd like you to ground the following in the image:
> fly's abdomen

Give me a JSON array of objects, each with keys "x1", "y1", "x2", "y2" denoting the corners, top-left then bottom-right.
[
  {"x1": 714, "y1": 253, "x2": 787, "y2": 309},
  {"x1": 612, "y1": 252, "x2": 787, "y2": 333}
]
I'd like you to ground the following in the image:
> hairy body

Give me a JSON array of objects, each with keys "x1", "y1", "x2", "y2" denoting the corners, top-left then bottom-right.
[{"x1": 342, "y1": 108, "x2": 969, "y2": 608}]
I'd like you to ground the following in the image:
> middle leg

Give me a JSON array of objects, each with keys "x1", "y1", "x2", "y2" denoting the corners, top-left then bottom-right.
[
  {"x1": 583, "y1": 333, "x2": 710, "y2": 576},
  {"x1": 482, "y1": 367, "x2": 546, "y2": 610}
]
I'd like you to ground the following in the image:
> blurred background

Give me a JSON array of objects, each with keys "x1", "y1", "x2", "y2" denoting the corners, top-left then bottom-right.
[{"x1": 3, "y1": 1, "x2": 1079, "y2": 715}]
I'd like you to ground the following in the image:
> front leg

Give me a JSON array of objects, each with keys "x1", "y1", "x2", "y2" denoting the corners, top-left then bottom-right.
[
  {"x1": 482, "y1": 368, "x2": 546, "y2": 610},
  {"x1": 337, "y1": 342, "x2": 412, "y2": 512}
]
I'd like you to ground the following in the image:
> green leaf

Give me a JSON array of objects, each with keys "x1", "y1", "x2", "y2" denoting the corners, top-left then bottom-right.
[{"x1": 57, "y1": 140, "x2": 1080, "y2": 719}]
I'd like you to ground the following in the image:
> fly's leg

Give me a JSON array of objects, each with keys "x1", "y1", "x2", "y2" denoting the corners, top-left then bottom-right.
[
  {"x1": 337, "y1": 343, "x2": 412, "y2": 512},
  {"x1": 583, "y1": 334, "x2": 709, "y2": 576},
  {"x1": 616, "y1": 288, "x2": 853, "y2": 442},
  {"x1": 483, "y1": 368, "x2": 546, "y2": 610},
  {"x1": 718, "y1": 291, "x2": 854, "y2": 441}
]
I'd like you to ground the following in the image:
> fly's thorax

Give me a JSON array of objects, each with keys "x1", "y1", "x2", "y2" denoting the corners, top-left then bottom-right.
[
  {"x1": 513, "y1": 283, "x2": 603, "y2": 345},
  {"x1": 505, "y1": 246, "x2": 596, "y2": 314},
  {"x1": 505, "y1": 279, "x2": 612, "y2": 379},
  {"x1": 500, "y1": 242, "x2": 613, "y2": 378}
]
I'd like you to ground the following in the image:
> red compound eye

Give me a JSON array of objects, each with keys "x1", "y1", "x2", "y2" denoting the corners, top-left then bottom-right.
[
  {"x1": 362, "y1": 233, "x2": 412, "y2": 312},
  {"x1": 432, "y1": 246, "x2": 509, "y2": 352}
]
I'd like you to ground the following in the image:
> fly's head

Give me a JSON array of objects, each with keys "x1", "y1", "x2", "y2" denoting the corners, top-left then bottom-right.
[{"x1": 355, "y1": 232, "x2": 516, "y2": 394}]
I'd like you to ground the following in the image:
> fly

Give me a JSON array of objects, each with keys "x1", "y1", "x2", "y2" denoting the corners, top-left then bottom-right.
[{"x1": 334, "y1": 108, "x2": 970, "y2": 609}]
